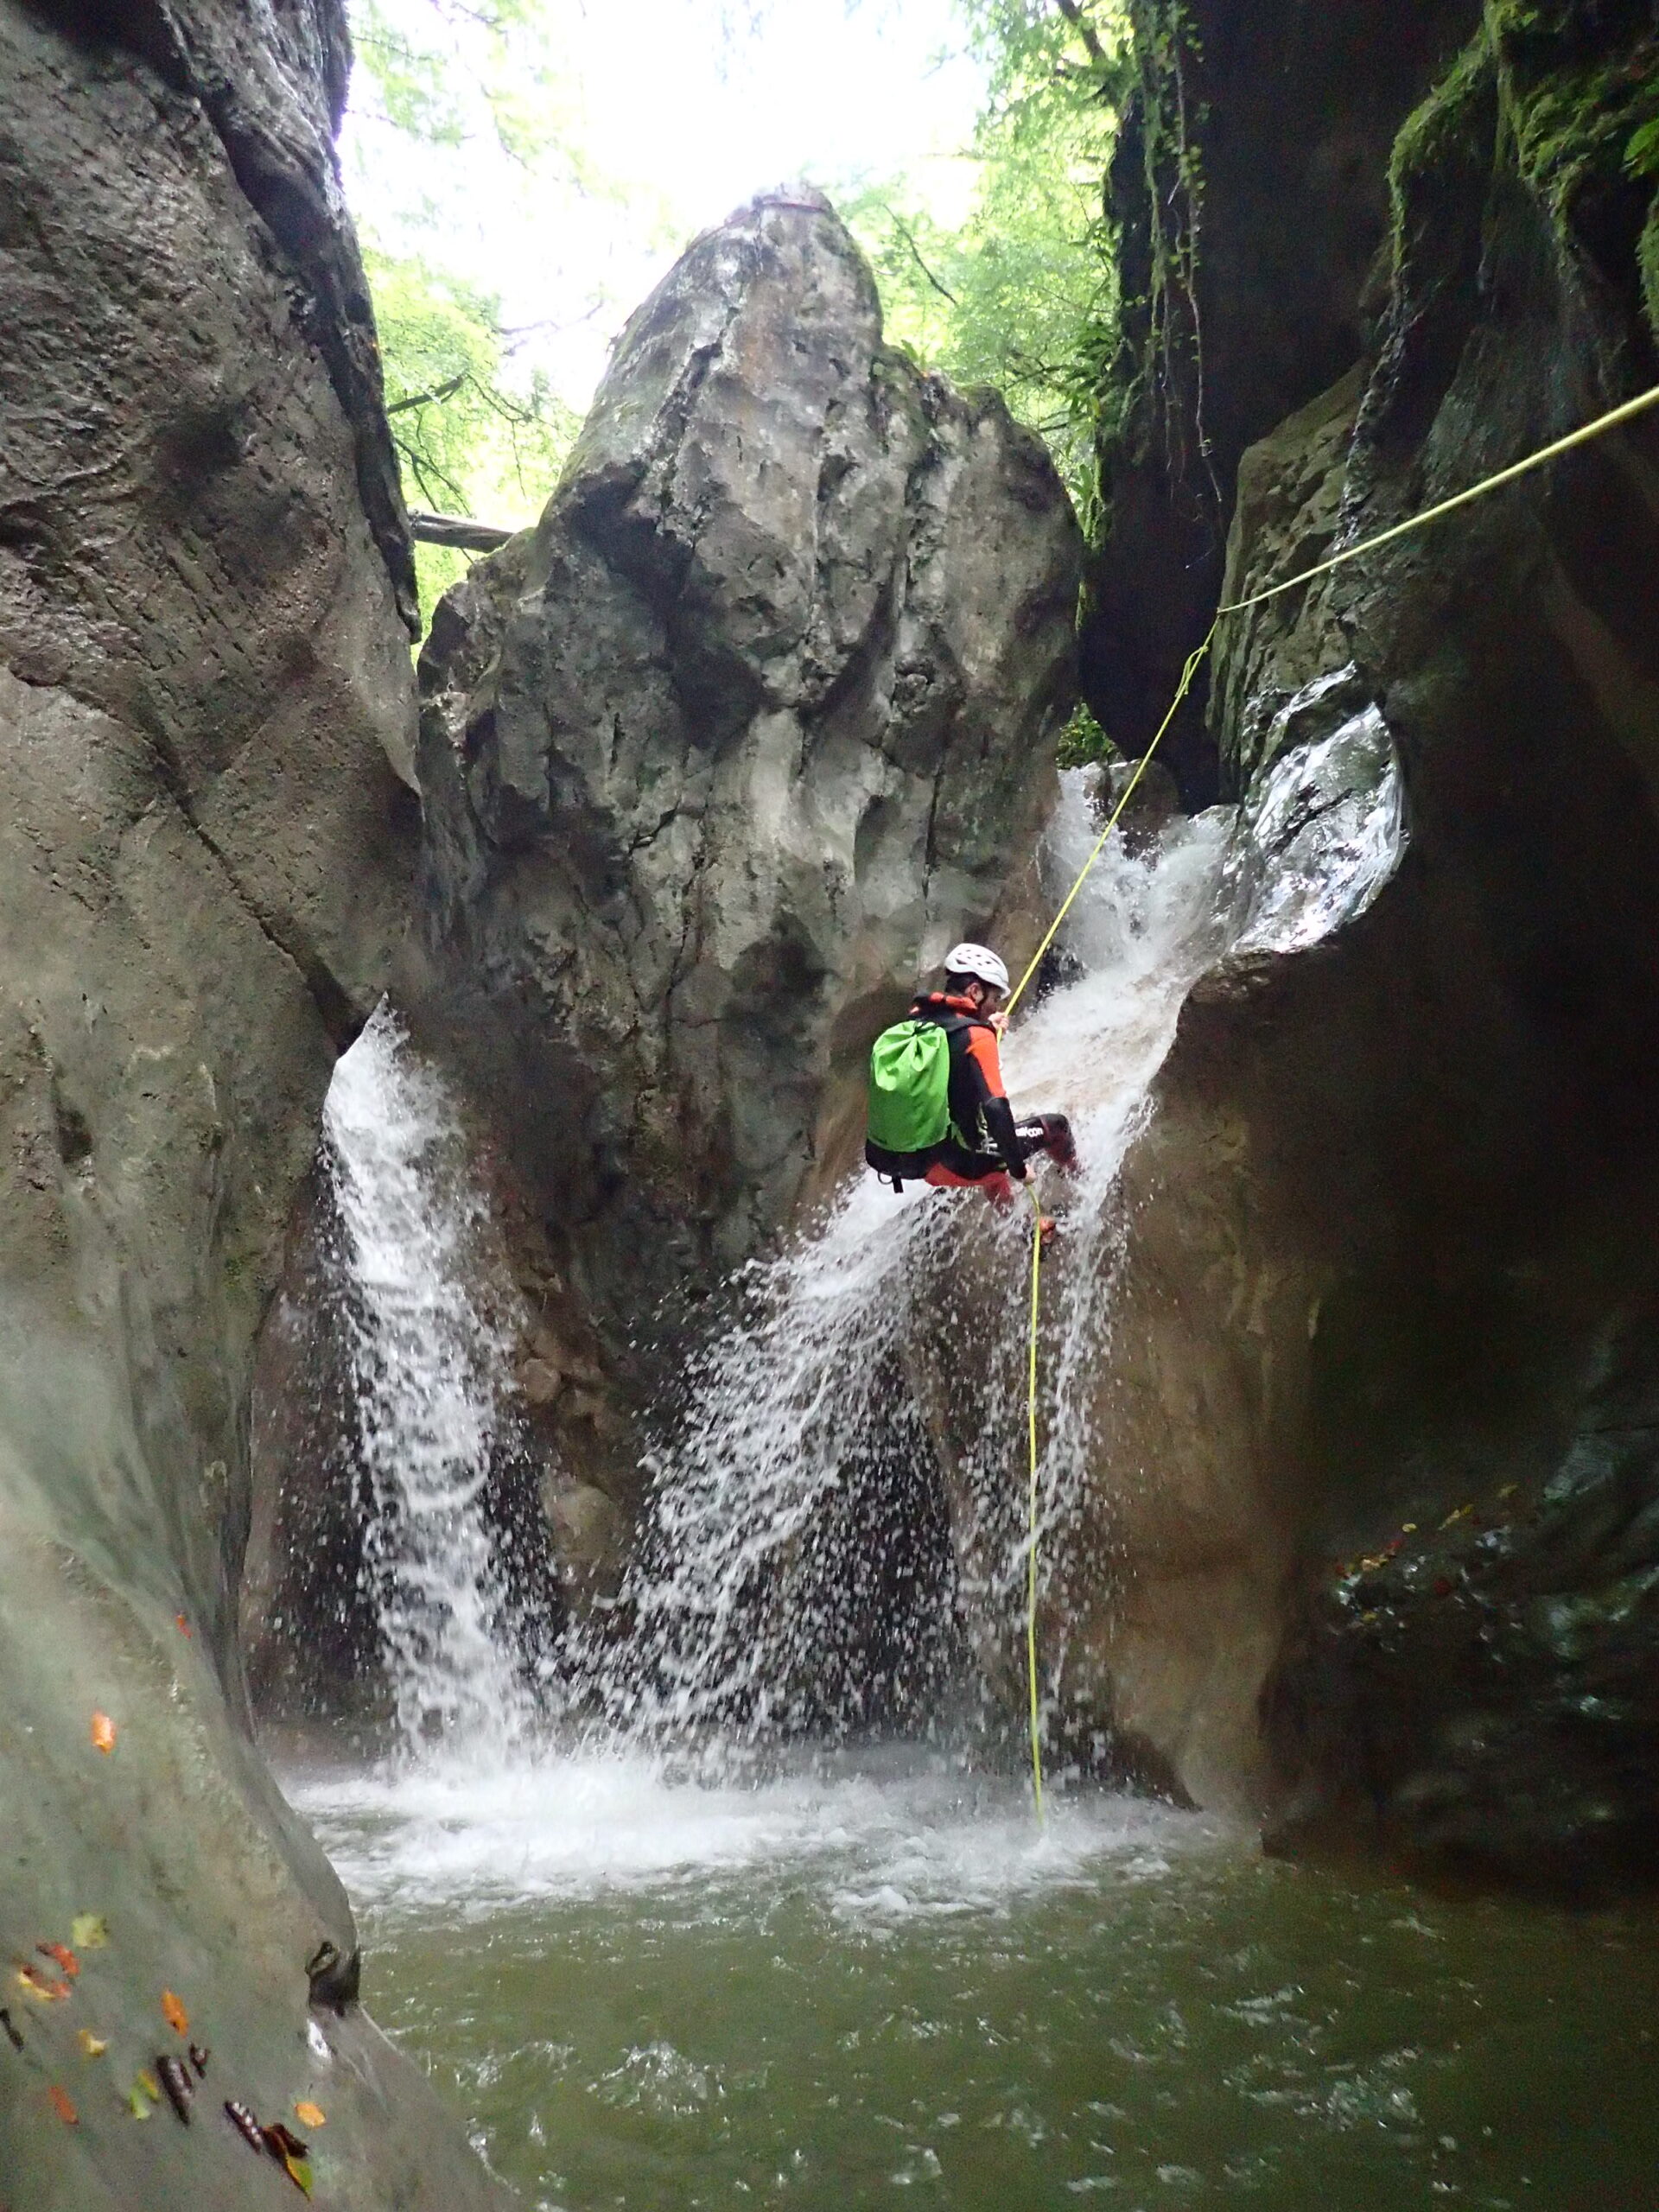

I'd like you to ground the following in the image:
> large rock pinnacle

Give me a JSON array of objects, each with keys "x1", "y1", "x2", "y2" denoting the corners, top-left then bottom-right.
[{"x1": 410, "y1": 188, "x2": 1080, "y2": 1463}]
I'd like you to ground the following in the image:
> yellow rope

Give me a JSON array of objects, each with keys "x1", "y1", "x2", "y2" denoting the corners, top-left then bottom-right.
[
  {"x1": 1007, "y1": 377, "x2": 1659, "y2": 1817},
  {"x1": 1004, "y1": 628, "x2": 1217, "y2": 1020},
  {"x1": 1217, "y1": 379, "x2": 1659, "y2": 615},
  {"x1": 1006, "y1": 379, "x2": 1659, "y2": 1022},
  {"x1": 1024, "y1": 1184, "x2": 1046, "y2": 1823}
]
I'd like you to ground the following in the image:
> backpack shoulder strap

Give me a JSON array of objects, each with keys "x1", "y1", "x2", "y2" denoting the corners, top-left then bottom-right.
[{"x1": 912, "y1": 1007, "x2": 988, "y2": 1041}]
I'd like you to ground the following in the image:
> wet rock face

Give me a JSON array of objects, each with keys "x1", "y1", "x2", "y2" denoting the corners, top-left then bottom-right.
[
  {"x1": 1265, "y1": 1300, "x2": 1659, "y2": 1897},
  {"x1": 1083, "y1": 0, "x2": 1478, "y2": 799},
  {"x1": 412, "y1": 190, "x2": 1079, "y2": 1418},
  {"x1": 1059, "y1": 0, "x2": 1659, "y2": 1880},
  {"x1": 0, "y1": 3, "x2": 499, "y2": 2202},
  {"x1": 241, "y1": 1166, "x2": 389, "y2": 1725}
]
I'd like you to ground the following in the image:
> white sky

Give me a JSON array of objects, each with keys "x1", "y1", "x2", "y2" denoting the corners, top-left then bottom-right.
[{"x1": 345, "y1": 0, "x2": 986, "y2": 424}]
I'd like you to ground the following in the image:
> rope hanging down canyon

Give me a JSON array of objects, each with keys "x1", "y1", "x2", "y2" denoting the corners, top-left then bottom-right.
[{"x1": 1011, "y1": 378, "x2": 1659, "y2": 1821}]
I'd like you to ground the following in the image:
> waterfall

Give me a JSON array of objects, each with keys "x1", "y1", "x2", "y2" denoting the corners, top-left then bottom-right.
[
  {"x1": 592, "y1": 1169, "x2": 946, "y2": 1740},
  {"x1": 322, "y1": 1004, "x2": 528, "y2": 1756},
  {"x1": 318, "y1": 725, "x2": 1403, "y2": 1767},
  {"x1": 592, "y1": 731, "x2": 1405, "y2": 1754},
  {"x1": 588, "y1": 778, "x2": 1239, "y2": 1748}
]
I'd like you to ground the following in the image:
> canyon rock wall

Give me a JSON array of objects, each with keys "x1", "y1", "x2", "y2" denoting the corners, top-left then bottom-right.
[
  {"x1": 1058, "y1": 0, "x2": 1659, "y2": 1888},
  {"x1": 0, "y1": 2, "x2": 501, "y2": 2200},
  {"x1": 1085, "y1": 0, "x2": 1479, "y2": 800},
  {"x1": 400, "y1": 190, "x2": 1079, "y2": 1553}
]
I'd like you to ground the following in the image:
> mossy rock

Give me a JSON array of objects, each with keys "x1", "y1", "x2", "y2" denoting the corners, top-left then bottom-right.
[{"x1": 1390, "y1": 0, "x2": 1659, "y2": 343}]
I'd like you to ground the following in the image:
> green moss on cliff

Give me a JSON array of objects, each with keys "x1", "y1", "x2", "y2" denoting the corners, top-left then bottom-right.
[
  {"x1": 1385, "y1": 28, "x2": 1497, "y2": 298},
  {"x1": 1493, "y1": 0, "x2": 1658, "y2": 213},
  {"x1": 1389, "y1": 30, "x2": 1494, "y2": 207},
  {"x1": 1390, "y1": 1, "x2": 1659, "y2": 345}
]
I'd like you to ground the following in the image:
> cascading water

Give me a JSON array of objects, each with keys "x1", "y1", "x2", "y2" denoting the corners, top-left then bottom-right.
[
  {"x1": 593, "y1": 729, "x2": 1404, "y2": 1755},
  {"x1": 590, "y1": 775, "x2": 1239, "y2": 1751},
  {"x1": 303, "y1": 771, "x2": 1249, "y2": 1771},
  {"x1": 315, "y1": 732, "x2": 1402, "y2": 1766},
  {"x1": 322, "y1": 1002, "x2": 528, "y2": 1756}
]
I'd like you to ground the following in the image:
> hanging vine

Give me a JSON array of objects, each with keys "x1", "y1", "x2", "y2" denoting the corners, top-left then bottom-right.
[{"x1": 1113, "y1": 0, "x2": 1219, "y2": 512}]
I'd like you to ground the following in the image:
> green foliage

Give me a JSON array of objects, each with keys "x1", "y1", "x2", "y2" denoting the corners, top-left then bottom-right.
[
  {"x1": 1389, "y1": 29, "x2": 1491, "y2": 192},
  {"x1": 368, "y1": 248, "x2": 577, "y2": 611},
  {"x1": 345, "y1": 0, "x2": 1210, "y2": 629},
  {"x1": 875, "y1": 0, "x2": 1216, "y2": 538},
  {"x1": 352, "y1": 0, "x2": 469, "y2": 146},
  {"x1": 370, "y1": 252, "x2": 576, "y2": 514},
  {"x1": 1499, "y1": 0, "x2": 1659, "y2": 353},
  {"x1": 1496, "y1": 8, "x2": 1659, "y2": 224},
  {"x1": 1055, "y1": 701, "x2": 1116, "y2": 767},
  {"x1": 842, "y1": 2, "x2": 1125, "y2": 512},
  {"x1": 1385, "y1": 27, "x2": 1495, "y2": 312},
  {"x1": 1389, "y1": 3, "x2": 1659, "y2": 347},
  {"x1": 1625, "y1": 115, "x2": 1659, "y2": 180},
  {"x1": 347, "y1": 0, "x2": 597, "y2": 624},
  {"x1": 351, "y1": 0, "x2": 595, "y2": 174}
]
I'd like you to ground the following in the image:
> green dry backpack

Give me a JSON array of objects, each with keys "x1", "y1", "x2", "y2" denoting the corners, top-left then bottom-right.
[{"x1": 867, "y1": 1018, "x2": 956, "y2": 1154}]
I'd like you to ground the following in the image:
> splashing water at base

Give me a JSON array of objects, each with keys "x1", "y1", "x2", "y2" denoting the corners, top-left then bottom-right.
[
  {"x1": 323, "y1": 1004, "x2": 528, "y2": 1756},
  {"x1": 291, "y1": 1742, "x2": 1207, "y2": 1922},
  {"x1": 289, "y1": 1739, "x2": 1659, "y2": 2212}
]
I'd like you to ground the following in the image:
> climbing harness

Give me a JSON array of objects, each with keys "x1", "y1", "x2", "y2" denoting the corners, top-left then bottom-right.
[{"x1": 1012, "y1": 378, "x2": 1659, "y2": 1819}]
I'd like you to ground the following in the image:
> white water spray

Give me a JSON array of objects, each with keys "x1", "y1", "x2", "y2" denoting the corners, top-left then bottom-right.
[
  {"x1": 319, "y1": 712, "x2": 1402, "y2": 1773},
  {"x1": 294, "y1": 730, "x2": 1401, "y2": 1917},
  {"x1": 599, "y1": 729, "x2": 1405, "y2": 1748},
  {"x1": 323, "y1": 1005, "x2": 527, "y2": 1756},
  {"x1": 594, "y1": 778, "x2": 1240, "y2": 1745}
]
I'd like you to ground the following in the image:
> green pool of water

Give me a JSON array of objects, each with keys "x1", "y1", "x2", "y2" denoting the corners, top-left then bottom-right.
[{"x1": 291, "y1": 1748, "x2": 1658, "y2": 2211}]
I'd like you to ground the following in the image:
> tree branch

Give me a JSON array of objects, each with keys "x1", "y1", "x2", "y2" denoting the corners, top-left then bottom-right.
[
  {"x1": 386, "y1": 372, "x2": 469, "y2": 416},
  {"x1": 408, "y1": 509, "x2": 516, "y2": 551},
  {"x1": 390, "y1": 429, "x2": 467, "y2": 512},
  {"x1": 887, "y1": 213, "x2": 959, "y2": 307},
  {"x1": 1053, "y1": 0, "x2": 1109, "y2": 72}
]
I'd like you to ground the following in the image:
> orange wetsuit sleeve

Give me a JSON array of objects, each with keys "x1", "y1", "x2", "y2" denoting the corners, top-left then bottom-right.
[
  {"x1": 959, "y1": 1022, "x2": 1024, "y2": 1175},
  {"x1": 963, "y1": 1022, "x2": 1006, "y2": 1098}
]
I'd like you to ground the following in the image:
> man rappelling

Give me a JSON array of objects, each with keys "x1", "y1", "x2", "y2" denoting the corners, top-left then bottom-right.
[{"x1": 864, "y1": 942, "x2": 1077, "y2": 1220}]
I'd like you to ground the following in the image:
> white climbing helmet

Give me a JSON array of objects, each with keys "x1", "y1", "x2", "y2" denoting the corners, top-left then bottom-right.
[{"x1": 944, "y1": 942, "x2": 1010, "y2": 995}]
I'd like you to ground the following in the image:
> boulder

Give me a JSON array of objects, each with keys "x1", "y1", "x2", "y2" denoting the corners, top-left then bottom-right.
[
  {"x1": 406, "y1": 188, "x2": 1080, "y2": 1494},
  {"x1": 541, "y1": 1476, "x2": 627, "y2": 1602},
  {"x1": 0, "y1": 1, "x2": 500, "y2": 2200}
]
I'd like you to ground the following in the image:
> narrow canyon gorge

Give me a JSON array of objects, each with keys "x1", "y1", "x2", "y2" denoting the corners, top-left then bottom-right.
[{"x1": 3, "y1": 0, "x2": 1657, "y2": 2203}]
